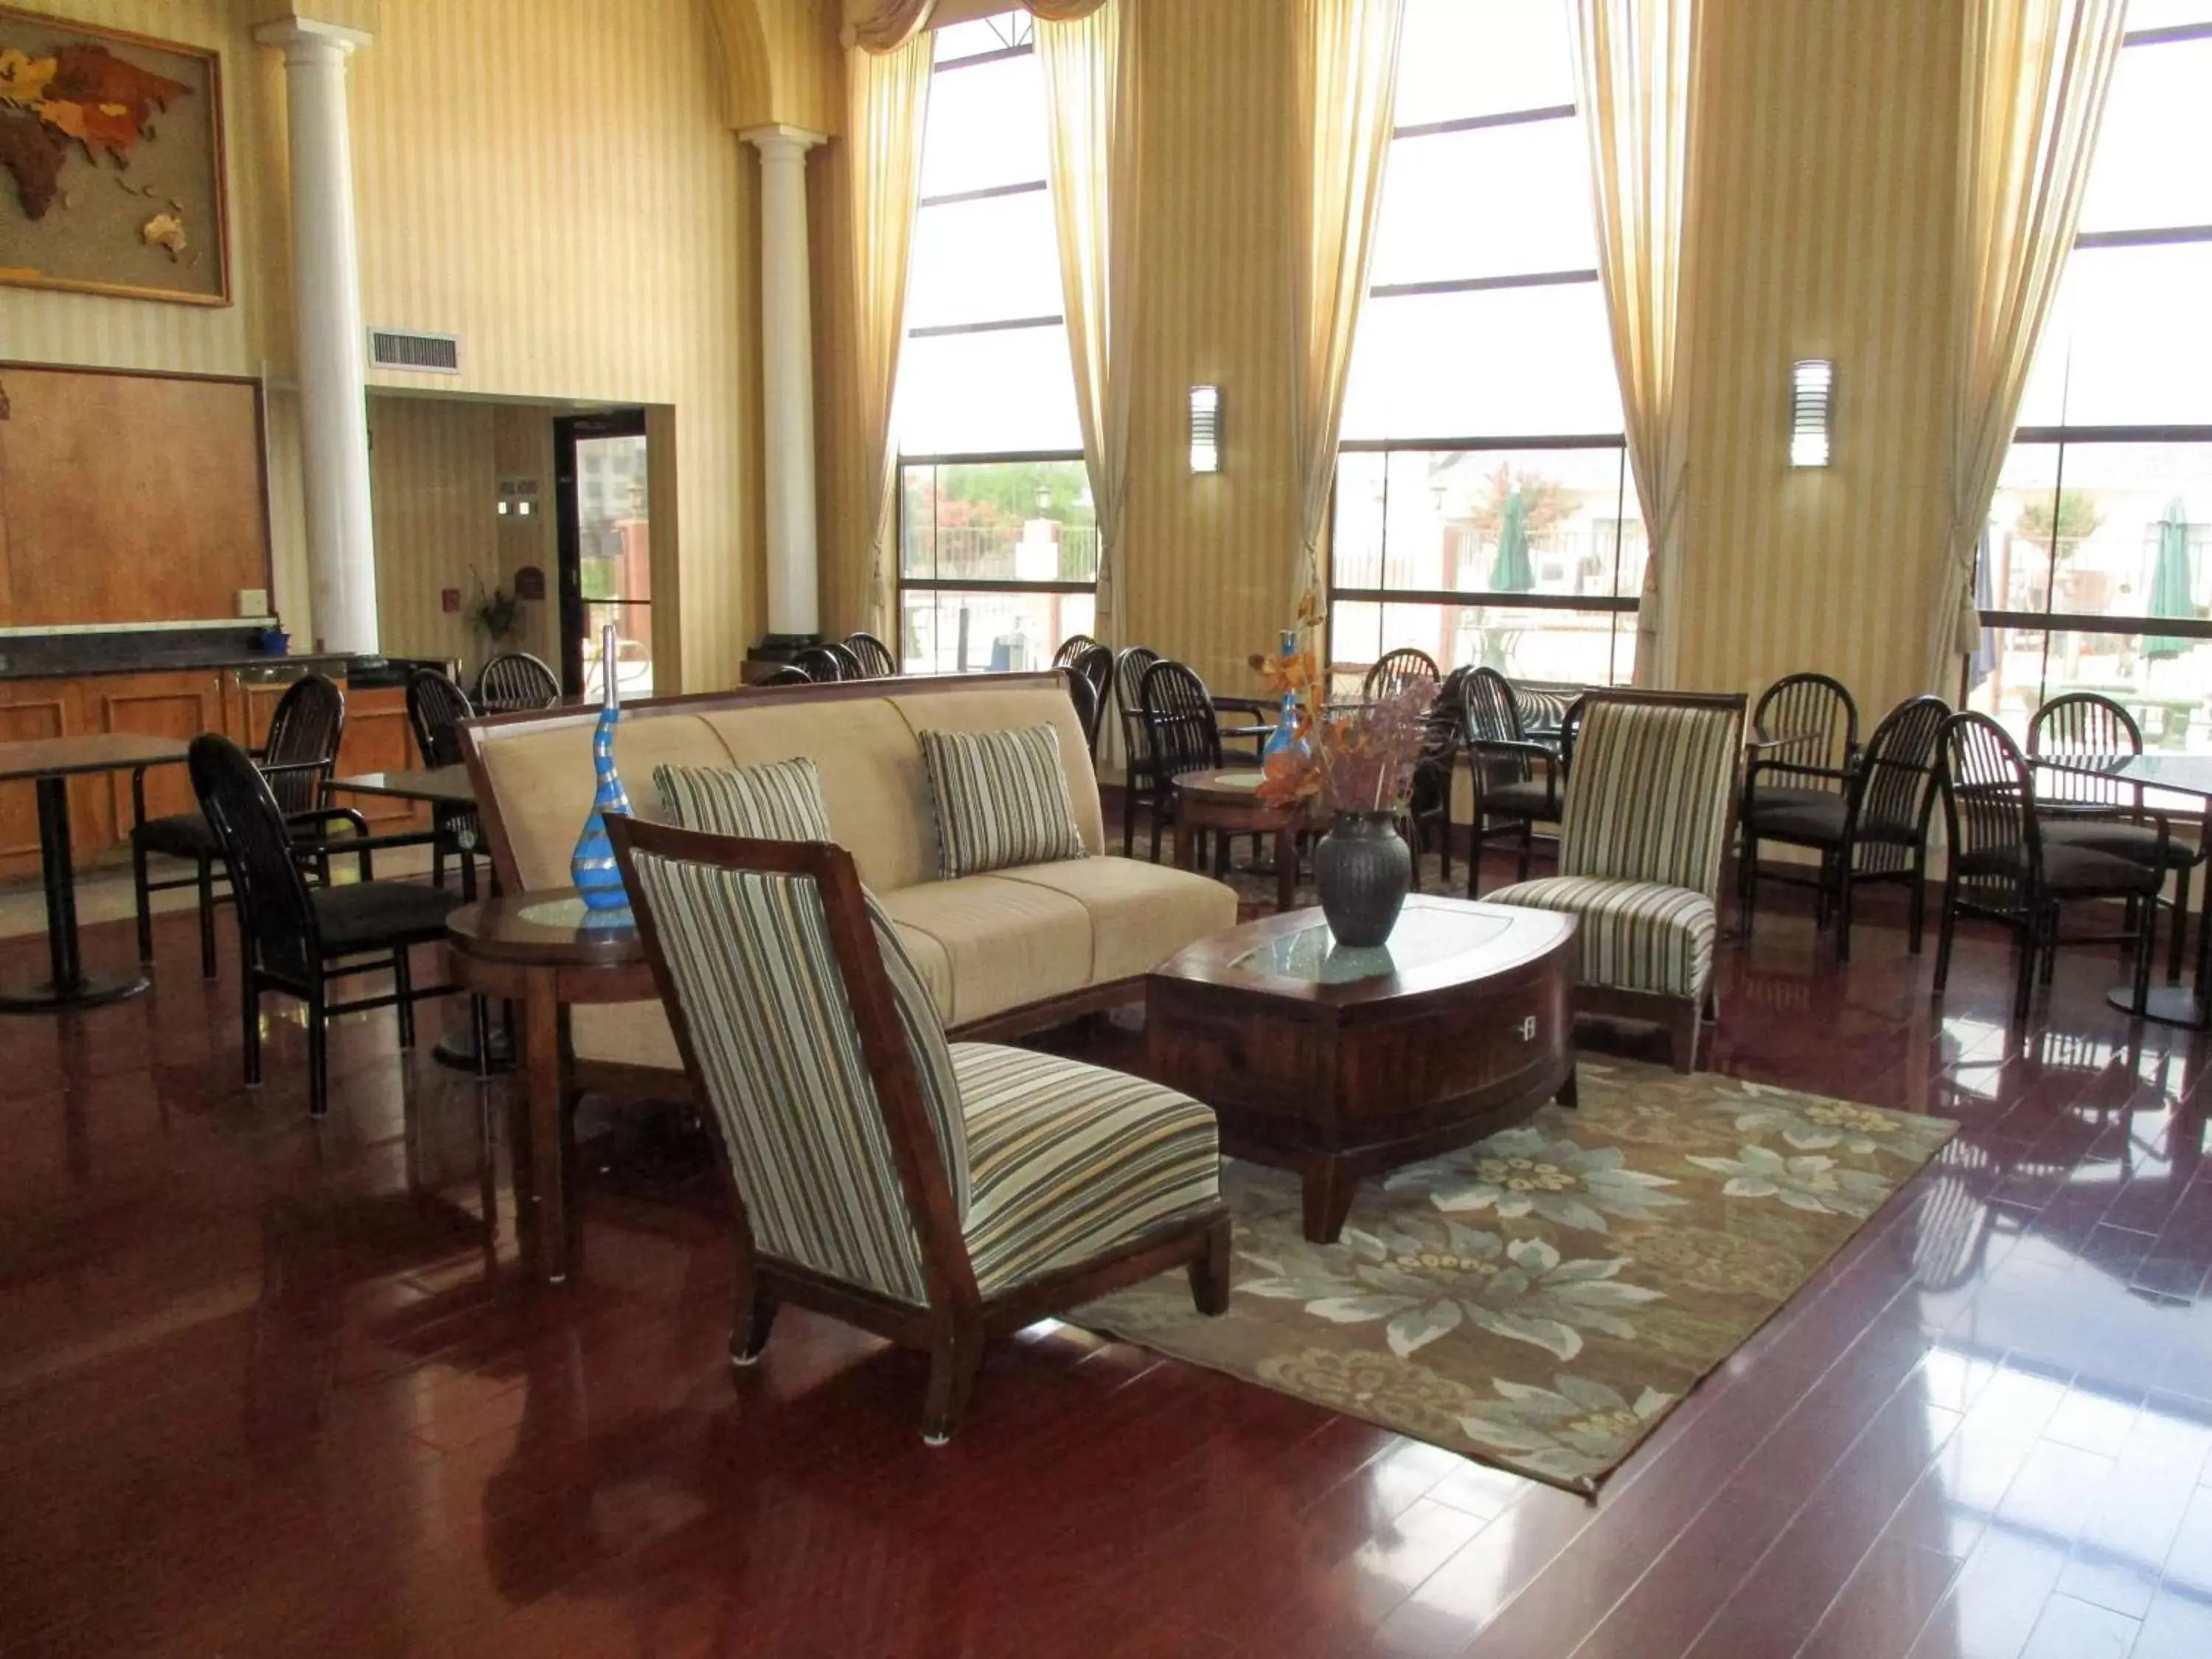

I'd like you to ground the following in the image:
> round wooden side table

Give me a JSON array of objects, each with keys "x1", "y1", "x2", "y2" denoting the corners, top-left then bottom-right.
[
  {"x1": 447, "y1": 891, "x2": 659, "y2": 1285},
  {"x1": 1171, "y1": 768, "x2": 1305, "y2": 913}
]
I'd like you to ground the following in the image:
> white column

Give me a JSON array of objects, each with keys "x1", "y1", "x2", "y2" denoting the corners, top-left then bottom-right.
[
  {"x1": 741, "y1": 124, "x2": 827, "y2": 641},
  {"x1": 258, "y1": 19, "x2": 378, "y2": 655}
]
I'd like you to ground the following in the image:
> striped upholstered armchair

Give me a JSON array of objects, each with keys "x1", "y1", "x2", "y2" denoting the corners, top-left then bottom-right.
[
  {"x1": 607, "y1": 815, "x2": 1231, "y2": 1443},
  {"x1": 1486, "y1": 691, "x2": 1748, "y2": 1072}
]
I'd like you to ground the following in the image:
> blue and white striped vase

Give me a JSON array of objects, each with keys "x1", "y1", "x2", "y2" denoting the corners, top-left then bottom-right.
[{"x1": 570, "y1": 622, "x2": 634, "y2": 912}]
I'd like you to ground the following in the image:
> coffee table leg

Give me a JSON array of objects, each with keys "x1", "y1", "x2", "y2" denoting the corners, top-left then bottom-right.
[
  {"x1": 1302, "y1": 1160, "x2": 1357, "y2": 1245},
  {"x1": 523, "y1": 971, "x2": 572, "y2": 1284},
  {"x1": 1275, "y1": 824, "x2": 1297, "y2": 912}
]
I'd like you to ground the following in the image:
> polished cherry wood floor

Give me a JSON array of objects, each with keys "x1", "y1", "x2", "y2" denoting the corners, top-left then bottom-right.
[{"x1": 2, "y1": 861, "x2": 2210, "y2": 1658}]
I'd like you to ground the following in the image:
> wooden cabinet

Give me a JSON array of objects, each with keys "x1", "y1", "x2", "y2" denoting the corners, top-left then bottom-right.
[
  {"x1": 335, "y1": 687, "x2": 428, "y2": 832},
  {"x1": 0, "y1": 666, "x2": 425, "y2": 882},
  {"x1": 0, "y1": 681, "x2": 72, "y2": 876}
]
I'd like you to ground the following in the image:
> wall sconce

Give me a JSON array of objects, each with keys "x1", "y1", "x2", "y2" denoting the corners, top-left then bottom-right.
[
  {"x1": 496, "y1": 476, "x2": 540, "y2": 517},
  {"x1": 1790, "y1": 359, "x2": 1833, "y2": 467},
  {"x1": 1189, "y1": 384, "x2": 1222, "y2": 474}
]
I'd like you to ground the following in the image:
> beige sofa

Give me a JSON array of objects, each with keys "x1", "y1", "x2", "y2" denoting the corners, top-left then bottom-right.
[{"x1": 462, "y1": 672, "x2": 1240, "y2": 1080}]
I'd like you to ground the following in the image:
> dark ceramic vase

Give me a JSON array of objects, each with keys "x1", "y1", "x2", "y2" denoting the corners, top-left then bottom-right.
[{"x1": 1314, "y1": 810, "x2": 1411, "y2": 948}]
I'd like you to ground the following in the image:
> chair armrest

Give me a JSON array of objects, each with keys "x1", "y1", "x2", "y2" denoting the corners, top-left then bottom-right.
[{"x1": 1474, "y1": 738, "x2": 1562, "y2": 766}]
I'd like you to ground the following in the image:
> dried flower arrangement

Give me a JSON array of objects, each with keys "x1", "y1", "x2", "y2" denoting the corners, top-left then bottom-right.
[{"x1": 1249, "y1": 593, "x2": 1436, "y2": 815}]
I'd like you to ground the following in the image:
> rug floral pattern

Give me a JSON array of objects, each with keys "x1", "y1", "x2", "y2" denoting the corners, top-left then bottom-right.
[{"x1": 1074, "y1": 1060, "x2": 1955, "y2": 1492}]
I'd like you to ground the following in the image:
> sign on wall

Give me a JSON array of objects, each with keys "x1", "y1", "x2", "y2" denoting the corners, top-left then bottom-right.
[{"x1": 0, "y1": 5, "x2": 229, "y2": 306}]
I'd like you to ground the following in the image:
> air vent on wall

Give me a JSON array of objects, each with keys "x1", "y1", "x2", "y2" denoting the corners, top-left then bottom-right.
[{"x1": 367, "y1": 327, "x2": 461, "y2": 374}]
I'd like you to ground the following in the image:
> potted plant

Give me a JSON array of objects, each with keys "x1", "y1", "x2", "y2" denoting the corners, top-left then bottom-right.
[
  {"x1": 465, "y1": 570, "x2": 526, "y2": 649},
  {"x1": 1249, "y1": 608, "x2": 1434, "y2": 947}
]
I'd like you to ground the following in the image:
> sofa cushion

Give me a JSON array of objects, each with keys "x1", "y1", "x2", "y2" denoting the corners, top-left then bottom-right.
[
  {"x1": 698, "y1": 698, "x2": 940, "y2": 891},
  {"x1": 992, "y1": 855, "x2": 1240, "y2": 984},
  {"x1": 919, "y1": 723, "x2": 1086, "y2": 878},
  {"x1": 872, "y1": 875, "x2": 1095, "y2": 1028},
  {"x1": 888, "y1": 686, "x2": 1105, "y2": 855},
  {"x1": 653, "y1": 756, "x2": 833, "y2": 842},
  {"x1": 956, "y1": 1043, "x2": 1220, "y2": 1294}
]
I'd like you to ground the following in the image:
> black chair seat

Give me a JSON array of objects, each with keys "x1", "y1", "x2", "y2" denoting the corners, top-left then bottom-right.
[
  {"x1": 133, "y1": 810, "x2": 219, "y2": 858},
  {"x1": 1958, "y1": 842, "x2": 2163, "y2": 897},
  {"x1": 312, "y1": 882, "x2": 463, "y2": 953},
  {"x1": 1747, "y1": 782, "x2": 1843, "y2": 818},
  {"x1": 2040, "y1": 816, "x2": 2200, "y2": 870},
  {"x1": 1752, "y1": 796, "x2": 1919, "y2": 848},
  {"x1": 1481, "y1": 779, "x2": 1559, "y2": 818}
]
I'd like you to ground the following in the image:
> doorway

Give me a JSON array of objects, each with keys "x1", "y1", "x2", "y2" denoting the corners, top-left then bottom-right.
[{"x1": 554, "y1": 409, "x2": 653, "y2": 699}]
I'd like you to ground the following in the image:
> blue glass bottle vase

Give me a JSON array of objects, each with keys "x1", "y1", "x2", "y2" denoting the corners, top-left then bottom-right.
[
  {"x1": 1262, "y1": 628, "x2": 1305, "y2": 760},
  {"x1": 571, "y1": 625, "x2": 634, "y2": 912}
]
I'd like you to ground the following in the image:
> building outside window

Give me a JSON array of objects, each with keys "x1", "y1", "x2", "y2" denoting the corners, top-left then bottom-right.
[
  {"x1": 895, "y1": 14, "x2": 1095, "y2": 675},
  {"x1": 1329, "y1": 0, "x2": 1644, "y2": 698},
  {"x1": 1969, "y1": 4, "x2": 2212, "y2": 748}
]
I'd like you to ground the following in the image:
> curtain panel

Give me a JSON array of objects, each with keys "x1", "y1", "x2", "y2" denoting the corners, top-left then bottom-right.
[
  {"x1": 1932, "y1": 0, "x2": 2125, "y2": 693},
  {"x1": 846, "y1": 32, "x2": 935, "y2": 634},
  {"x1": 1037, "y1": 0, "x2": 1137, "y2": 651},
  {"x1": 1569, "y1": 0, "x2": 1700, "y2": 689},
  {"x1": 1288, "y1": 0, "x2": 1405, "y2": 635}
]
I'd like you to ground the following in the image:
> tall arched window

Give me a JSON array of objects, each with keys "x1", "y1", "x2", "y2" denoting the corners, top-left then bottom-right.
[
  {"x1": 895, "y1": 14, "x2": 1095, "y2": 674},
  {"x1": 1970, "y1": 2, "x2": 2212, "y2": 740},
  {"x1": 1329, "y1": 0, "x2": 1644, "y2": 693}
]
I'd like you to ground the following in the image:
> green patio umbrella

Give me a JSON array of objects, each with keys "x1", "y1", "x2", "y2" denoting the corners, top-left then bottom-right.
[
  {"x1": 1489, "y1": 484, "x2": 1536, "y2": 593},
  {"x1": 2145, "y1": 495, "x2": 2194, "y2": 660}
]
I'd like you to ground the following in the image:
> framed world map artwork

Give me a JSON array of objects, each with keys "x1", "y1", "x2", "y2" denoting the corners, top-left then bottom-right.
[{"x1": 0, "y1": 5, "x2": 228, "y2": 305}]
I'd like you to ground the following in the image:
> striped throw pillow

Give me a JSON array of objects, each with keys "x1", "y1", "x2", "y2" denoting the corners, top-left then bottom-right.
[
  {"x1": 918, "y1": 724, "x2": 1086, "y2": 878},
  {"x1": 654, "y1": 757, "x2": 832, "y2": 842}
]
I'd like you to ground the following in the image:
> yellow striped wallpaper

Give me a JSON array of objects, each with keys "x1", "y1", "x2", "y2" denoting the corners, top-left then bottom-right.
[
  {"x1": 366, "y1": 393, "x2": 496, "y2": 669},
  {"x1": 349, "y1": 0, "x2": 762, "y2": 689},
  {"x1": 1673, "y1": 0, "x2": 1963, "y2": 721},
  {"x1": 1119, "y1": 0, "x2": 1298, "y2": 694}
]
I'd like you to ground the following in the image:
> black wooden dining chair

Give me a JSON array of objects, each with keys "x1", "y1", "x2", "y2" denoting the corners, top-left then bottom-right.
[
  {"x1": 1462, "y1": 667, "x2": 1573, "y2": 894},
  {"x1": 1113, "y1": 644, "x2": 1162, "y2": 855},
  {"x1": 2030, "y1": 692, "x2": 2202, "y2": 983},
  {"x1": 1933, "y1": 712, "x2": 2163, "y2": 1020},
  {"x1": 791, "y1": 644, "x2": 849, "y2": 682},
  {"x1": 1362, "y1": 647, "x2": 1441, "y2": 702},
  {"x1": 756, "y1": 663, "x2": 813, "y2": 687},
  {"x1": 1405, "y1": 667, "x2": 1467, "y2": 891},
  {"x1": 132, "y1": 672, "x2": 347, "y2": 976},
  {"x1": 1739, "y1": 694, "x2": 1947, "y2": 960},
  {"x1": 1139, "y1": 658, "x2": 1225, "y2": 865},
  {"x1": 404, "y1": 668, "x2": 481, "y2": 900},
  {"x1": 474, "y1": 651, "x2": 562, "y2": 713},
  {"x1": 1737, "y1": 672, "x2": 1860, "y2": 935},
  {"x1": 1052, "y1": 633, "x2": 1102, "y2": 670},
  {"x1": 843, "y1": 632, "x2": 897, "y2": 678},
  {"x1": 190, "y1": 734, "x2": 462, "y2": 1117},
  {"x1": 1068, "y1": 642, "x2": 1114, "y2": 754},
  {"x1": 1060, "y1": 665, "x2": 1102, "y2": 750}
]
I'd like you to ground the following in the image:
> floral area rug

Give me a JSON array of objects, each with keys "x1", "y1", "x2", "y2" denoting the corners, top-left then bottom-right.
[{"x1": 1074, "y1": 1060, "x2": 1956, "y2": 1493}]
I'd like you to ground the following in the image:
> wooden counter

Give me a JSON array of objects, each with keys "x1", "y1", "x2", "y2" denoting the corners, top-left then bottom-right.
[{"x1": 0, "y1": 667, "x2": 424, "y2": 883}]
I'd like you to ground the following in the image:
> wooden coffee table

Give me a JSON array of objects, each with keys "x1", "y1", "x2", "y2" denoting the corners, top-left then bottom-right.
[{"x1": 1145, "y1": 894, "x2": 1576, "y2": 1242}]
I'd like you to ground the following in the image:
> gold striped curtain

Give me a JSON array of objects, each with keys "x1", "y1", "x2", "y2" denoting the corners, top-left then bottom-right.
[
  {"x1": 846, "y1": 32, "x2": 935, "y2": 634},
  {"x1": 1569, "y1": 0, "x2": 1700, "y2": 689},
  {"x1": 1934, "y1": 0, "x2": 2125, "y2": 692},
  {"x1": 1289, "y1": 0, "x2": 1405, "y2": 631},
  {"x1": 1037, "y1": 0, "x2": 1137, "y2": 650}
]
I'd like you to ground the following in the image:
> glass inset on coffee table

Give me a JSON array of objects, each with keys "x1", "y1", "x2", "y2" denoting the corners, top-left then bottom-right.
[{"x1": 1231, "y1": 906, "x2": 1514, "y2": 986}]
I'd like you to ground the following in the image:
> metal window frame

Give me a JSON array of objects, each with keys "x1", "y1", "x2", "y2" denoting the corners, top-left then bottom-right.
[
  {"x1": 893, "y1": 453, "x2": 1099, "y2": 664},
  {"x1": 1324, "y1": 439, "x2": 1642, "y2": 685},
  {"x1": 1972, "y1": 425, "x2": 2212, "y2": 712}
]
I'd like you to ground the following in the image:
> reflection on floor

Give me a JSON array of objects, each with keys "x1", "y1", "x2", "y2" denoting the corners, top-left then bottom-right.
[{"x1": 0, "y1": 858, "x2": 2208, "y2": 1658}]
